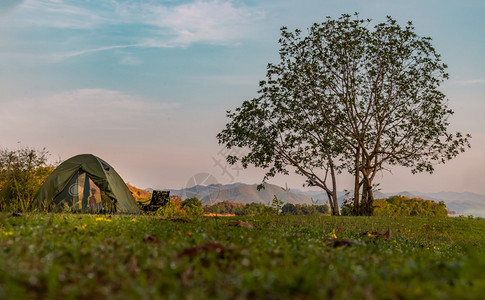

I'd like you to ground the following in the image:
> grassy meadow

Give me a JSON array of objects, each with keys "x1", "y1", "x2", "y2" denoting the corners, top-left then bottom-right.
[{"x1": 0, "y1": 213, "x2": 484, "y2": 299}]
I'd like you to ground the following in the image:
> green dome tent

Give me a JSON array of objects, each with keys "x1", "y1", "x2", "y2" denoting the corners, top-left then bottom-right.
[{"x1": 33, "y1": 154, "x2": 140, "y2": 214}]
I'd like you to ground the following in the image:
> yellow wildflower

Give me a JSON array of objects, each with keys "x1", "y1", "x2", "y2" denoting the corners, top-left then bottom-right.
[
  {"x1": 131, "y1": 218, "x2": 137, "y2": 222},
  {"x1": 74, "y1": 224, "x2": 87, "y2": 230},
  {"x1": 3, "y1": 231, "x2": 14, "y2": 236},
  {"x1": 95, "y1": 217, "x2": 112, "y2": 222},
  {"x1": 331, "y1": 229, "x2": 337, "y2": 240}
]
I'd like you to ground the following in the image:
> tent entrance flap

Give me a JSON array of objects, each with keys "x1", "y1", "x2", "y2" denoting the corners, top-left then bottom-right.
[{"x1": 54, "y1": 170, "x2": 104, "y2": 212}]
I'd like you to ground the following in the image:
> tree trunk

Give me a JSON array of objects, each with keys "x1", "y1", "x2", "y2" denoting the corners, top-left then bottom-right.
[
  {"x1": 325, "y1": 191, "x2": 340, "y2": 216},
  {"x1": 333, "y1": 191, "x2": 340, "y2": 216},
  {"x1": 353, "y1": 147, "x2": 360, "y2": 213},
  {"x1": 330, "y1": 161, "x2": 340, "y2": 216},
  {"x1": 326, "y1": 191, "x2": 336, "y2": 215},
  {"x1": 360, "y1": 176, "x2": 374, "y2": 216}
]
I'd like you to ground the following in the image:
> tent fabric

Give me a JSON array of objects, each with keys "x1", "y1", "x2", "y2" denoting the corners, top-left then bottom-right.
[{"x1": 33, "y1": 154, "x2": 140, "y2": 214}]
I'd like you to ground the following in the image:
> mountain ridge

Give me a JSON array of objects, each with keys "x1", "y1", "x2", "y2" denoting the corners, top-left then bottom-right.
[{"x1": 169, "y1": 183, "x2": 315, "y2": 206}]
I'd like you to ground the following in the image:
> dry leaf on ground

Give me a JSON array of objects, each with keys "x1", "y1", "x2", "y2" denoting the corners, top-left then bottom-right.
[{"x1": 143, "y1": 234, "x2": 157, "y2": 243}]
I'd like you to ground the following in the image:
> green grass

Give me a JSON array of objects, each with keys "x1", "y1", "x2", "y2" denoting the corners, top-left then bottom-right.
[{"x1": 0, "y1": 214, "x2": 484, "y2": 299}]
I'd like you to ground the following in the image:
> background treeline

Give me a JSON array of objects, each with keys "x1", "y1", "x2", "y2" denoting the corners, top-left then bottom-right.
[
  {"x1": 281, "y1": 203, "x2": 330, "y2": 215},
  {"x1": 340, "y1": 195, "x2": 448, "y2": 217},
  {"x1": 371, "y1": 196, "x2": 448, "y2": 217},
  {"x1": 203, "y1": 201, "x2": 273, "y2": 216},
  {"x1": 203, "y1": 200, "x2": 331, "y2": 216}
]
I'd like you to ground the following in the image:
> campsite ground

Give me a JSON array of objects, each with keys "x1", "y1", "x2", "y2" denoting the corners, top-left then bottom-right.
[{"x1": 0, "y1": 214, "x2": 484, "y2": 299}]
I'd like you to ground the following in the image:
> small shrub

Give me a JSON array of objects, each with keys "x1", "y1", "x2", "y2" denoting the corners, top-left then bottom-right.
[
  {"x1": 0, "y1": 146, "x2": 54, "y2": 211},
  {"x1": 156, "y1": 199, "x2": 185, "y2": 217},
  {"x1": 182, "y1": 197, "x2": 204, "y2": 216}
]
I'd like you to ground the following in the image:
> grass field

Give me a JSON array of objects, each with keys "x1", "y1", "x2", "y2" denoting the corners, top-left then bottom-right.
[{"x1": 1, "y1": 213, "x2": 484, "y2": 299}]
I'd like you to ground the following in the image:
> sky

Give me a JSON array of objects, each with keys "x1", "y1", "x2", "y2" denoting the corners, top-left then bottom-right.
[{"x1": 0, "y1": 0, "x2": 484, "y2": 194}]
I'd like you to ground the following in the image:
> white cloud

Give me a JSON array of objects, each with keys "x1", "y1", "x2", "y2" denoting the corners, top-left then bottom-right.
[
  {"x1": 13, "y1": 0, "x2": 105, "y2": 29},
  {"x1": 105, "y1": 0, "x2": 265, "y2": 47},
  {"x1": 0, "y1": 1, "x2": 265, "y2": 64},
  {"x1": 0, "y1": 89, "x2": 179, "y2": 140},
  {"x1": 455, "y1": 78, "x2": 485, "y2": 85},
  {"x1": 143, "y1": 0, "x2": 264, "y2": 46},
  {"x1": 50, "y1": 45, "x2": 138, "y2": 61},
  {"x1": 3, "y1": 44, "x2": 148, "y2": 64},
  {"x1": 7, "y1": 0, "x2": 264, "y2": 50}
]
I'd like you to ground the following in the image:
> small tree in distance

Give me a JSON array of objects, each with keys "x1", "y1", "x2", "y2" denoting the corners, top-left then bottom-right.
[
  {"x1": 218, "y1": 13, "x2": 470, "y2": 215},
  {"x1": 0, "y1": 146, "x2": 54, "y2": 211},
  {"x1": 270, "y1": 195, "x2": 284, "y2": 214}
]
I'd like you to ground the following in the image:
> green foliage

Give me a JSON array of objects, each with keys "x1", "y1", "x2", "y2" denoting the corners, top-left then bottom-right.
[
  {"x1": 0, "y1": 214, "x2": 483, "y2": 298},
  {"x1": 156, "y1": 197, "x2": 204, "y2": 217},
  {"x1": 281, "y1": 203, "x2": 330, "y2": 215},
  {"x1": 340, "y1": 202, "x2": 353, "y2": 217},
  {"x1": 203, "y1": 201, "x2": 275, "y2": 216},
  {"x1": 203, "y1": 200, "x2": 243, "y2": 215},
  {"x1": 281, "y1": 203, "x2": 296, "y2": 214},
  {"x1": 0, "y1": 146, "x2": 54, "y2": 211},
  {"x1": 204, "y1": 201, "x2": 330, "y2": 216},
  {"x1": 182, "y1": 197, "x2": 204, "y2": 216},
  {"x1": 239, "y1": 202, "x2": 273, "y2": 216},
  {"x1": 315, "y1": 203, "x2": 330, "y2": 214},
  {"x1": 372, "y1": 196, "x2": 448, "y2": 217},
  {"x1": 340, "y1": 197, "x2": 367, "y2": 216},
  {"x1": 217, "y1": 14, "x2": 470, "y2": 216},
  {"x1": 156, "y1": 198, "x2": 185, "y2": 217},
  {"x1": 270, "y1": 195, "x2": 284, "y2": 214}
]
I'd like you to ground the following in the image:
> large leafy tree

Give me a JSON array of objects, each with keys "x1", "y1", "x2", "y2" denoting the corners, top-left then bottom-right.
[
  {"x1": 218, "y1": 14, "x2": 470, "y2": 215},
  {"x1": 217, "y1": 68, "x2": 344, "y2": 215}
]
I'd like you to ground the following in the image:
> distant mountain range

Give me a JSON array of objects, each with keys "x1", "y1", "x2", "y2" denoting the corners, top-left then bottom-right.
[
  {"x1": 159, "y1": 183, "x2": 485, "y2": 217},
  {"x1": 169, "y1": 183, "x2": 316, "y2": 206}
]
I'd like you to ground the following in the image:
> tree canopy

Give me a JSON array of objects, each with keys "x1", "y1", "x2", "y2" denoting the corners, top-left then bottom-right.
[
  {"x1": 217, "y1": 14, "x2": 470, "y2": 215},
  {"x1": 0, "y1": 146, "x2": 53, "y2": 211}
]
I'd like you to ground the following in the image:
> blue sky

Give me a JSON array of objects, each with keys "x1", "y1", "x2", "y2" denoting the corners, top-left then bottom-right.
[{"x1": 1, "y1": 0, "x2": 484, "y2": 193}]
